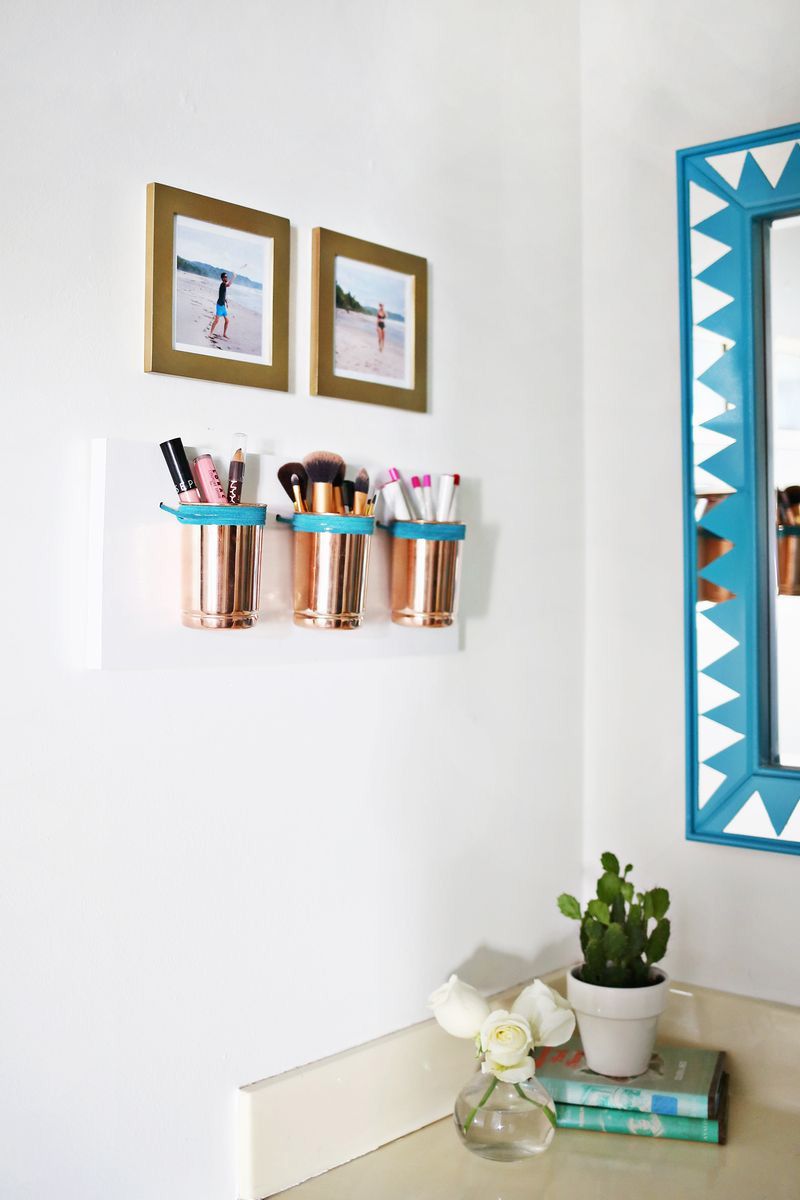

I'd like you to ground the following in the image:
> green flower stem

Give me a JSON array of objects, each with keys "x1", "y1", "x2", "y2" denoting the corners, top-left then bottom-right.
[
  {"x1": 514, "y1": 1083, "x2": 557, "y2": 1129},
  {"x1": 463, "y1": 1074, "x2": 498, "y2": 1133}
]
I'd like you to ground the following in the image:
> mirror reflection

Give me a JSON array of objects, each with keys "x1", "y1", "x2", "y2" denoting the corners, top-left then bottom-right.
[{"x1": 768, "y1": 214, "x2": 800, "y2": 768}]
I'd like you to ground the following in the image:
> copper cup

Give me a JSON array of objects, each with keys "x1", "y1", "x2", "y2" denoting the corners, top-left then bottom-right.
[
  {"x1": 180, "y1": 520, "x2": 264, "y2": 629},
  {"x1": 292, "y1": 516, "x2": 373, "y2": 629},
  {"x1": 778, "y1": 529, "x2": 800, "y2": 596},
  {"x1": 390, "y1": 521, "x2": 464, "y2": 627}
]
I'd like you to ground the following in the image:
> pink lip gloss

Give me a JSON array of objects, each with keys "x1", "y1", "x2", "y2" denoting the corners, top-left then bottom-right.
[
  {"x1": 410, "y1": 475, "x2": 425, "y2": 519},
  {"x1": 422, "y1": 474, "x2": 435, "y2": 520},
  {"x1": 160, "y1": 437, "x2": 201, "y2": 503},
  {"x1": 193, "y1": 454, "x2": 228, "y2": 503}
]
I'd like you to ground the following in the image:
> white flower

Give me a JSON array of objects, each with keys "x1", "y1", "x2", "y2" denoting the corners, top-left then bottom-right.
[
  {"x1": 479, "y1": 1010, "x2": 533, "y2": 1066},
  {"x1": 513, "y1": 979, "x2": 575, "y2": 1047},
  {"x1": 481, "y1": 1055, "x2": 536, "y2": 1083},
  {"x1": 428, "y1": 974, "x2": 491, "y2": 1039}
]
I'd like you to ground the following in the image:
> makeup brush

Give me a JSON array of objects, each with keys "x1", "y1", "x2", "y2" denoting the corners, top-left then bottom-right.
[
  {"x1": 290, "y1": 473, "x2": 307, "y2": 514},
  {"x1": 353, "y1": 467, "x2": 370, "y2": 516},
  {"x1": 333, "y1": 460, "x2": 346, "y2": 515},
  {"x1": 303, "y1": 450, "x2": 345, "y2": 514},
  {"x1": 278, "y1": 462, "x2": 309, "y2": 509},
  {"x1": 341, "y1": 479, "x2": 355, "y2": 514}
]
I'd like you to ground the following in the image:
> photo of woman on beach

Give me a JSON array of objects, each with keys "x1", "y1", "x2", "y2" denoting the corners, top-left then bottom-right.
[
  {"x1": 333, "y1": 256, "x2": 414, "y2": 389},
  {"x1": 172, "y1": 215, "x2": 274, "y2": 365},
  {"x1": 376, "y1": 302, "x2": 387, "y2": 352}
]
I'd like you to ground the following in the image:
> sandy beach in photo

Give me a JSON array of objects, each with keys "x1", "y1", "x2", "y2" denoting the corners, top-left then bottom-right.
[
  {"x1": 334, "y1": 308, "x2": 408, "y2": 385},
  {"x1": 174, "y1": 270, "x2": 266, "y2": 360}
]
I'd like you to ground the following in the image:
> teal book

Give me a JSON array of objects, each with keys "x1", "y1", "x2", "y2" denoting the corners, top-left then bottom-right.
[
  {"x1": 555, "y1": 1075, "x2": 729, "y2": 1144},
  {"x1": 534, "y1": 1036, "x2": 726, "y2": 1118}
]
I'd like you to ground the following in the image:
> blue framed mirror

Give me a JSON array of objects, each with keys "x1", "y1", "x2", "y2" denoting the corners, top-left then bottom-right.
[{"x1": 678, "y1": 122, "x2": 800, "y2": 854}]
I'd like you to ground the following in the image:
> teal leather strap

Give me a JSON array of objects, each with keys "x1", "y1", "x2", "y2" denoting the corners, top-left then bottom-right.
[
  {"x1": 391, "y1": 521, "x2": 466, "y2": 541},
  {"x1": 292, "y1": 513, "x2": 375, "y2": 535},
  {"x1": 160, "y1": 502, "x2": 267, "y2": 526}
]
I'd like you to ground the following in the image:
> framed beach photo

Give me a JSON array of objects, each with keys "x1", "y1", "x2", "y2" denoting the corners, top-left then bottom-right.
[
  {"x1": 145, "y1": 184, "x2": 289, "y2": 390},
  {"x1": 311, "y1": 228, "x2": 428, "y2": 412}
]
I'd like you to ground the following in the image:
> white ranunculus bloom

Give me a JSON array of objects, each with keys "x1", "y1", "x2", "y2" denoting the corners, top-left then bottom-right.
[
  {"x1": 479, "y1": 1010, "x2": 533, "y2": 1066},
  {"x1": 481, "y1": 1054, "x2": 536, "y2": 1083},
  {"x1": 513, "y1": 979, "x2": 575, "y2": 1047},
  {"x1": 429, "y1": 974, "x2": 491, "y2": 1039}
]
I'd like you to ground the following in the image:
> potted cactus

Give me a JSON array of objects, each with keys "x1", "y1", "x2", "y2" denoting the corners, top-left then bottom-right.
[{"x1": 557, "y1": 853, "x2": 671, "y2": 1077}]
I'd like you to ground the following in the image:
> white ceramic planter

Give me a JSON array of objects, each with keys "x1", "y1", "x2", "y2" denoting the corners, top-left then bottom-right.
[{"x1": 566, "y1": 966, "x2": 670, "y2": 1077}]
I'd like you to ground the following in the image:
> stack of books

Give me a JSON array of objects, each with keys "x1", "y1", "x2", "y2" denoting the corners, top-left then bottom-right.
[{"x1": 534, "y1": 1037, "x2": 729, "y2": 1144}]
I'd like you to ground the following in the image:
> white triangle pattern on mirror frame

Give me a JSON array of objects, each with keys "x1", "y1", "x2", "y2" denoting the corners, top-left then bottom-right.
[
  {"x1": 723, "y1": 792, "x2": 777, "y2": 838},
  {"x1": 690, "y1": 229, "x2": 732, "y2": 277},
  {"x1": 706, "y1": 140, "x2": 799, "y2": 191},
  {"x1": 689, "y1": 180, "x2": 728, "y2": 226},
  {"x1": 750, "y1": 140, "x2": 797, "y2": 187},
  {"x1": 694, "y1": 426, "x2": 735, "y2": 468},
  {"x1": 699, "y1": 714, "x2": 745, "y2": 762},
  {"x1": 688, "y1": 190, "x2": 746, "y2": 815},
  {"x1": 697, "y1": 670, "x2": 739, "y2": 715},
  {"x1": 691, "y1": 279, "x2": 734, "y2": 324},
  {"x1": 698, "y1": 762, "x2": 727, "y2": 809},
  {"x1": 695, "y1": 609, "x2": 739, "y2": 672},
  {"x1": 705, "y1": 150, "x2": 747, "y2": 189},
  {"x1": 693, "y1": 379, "x2": 729, "y2": 426}
]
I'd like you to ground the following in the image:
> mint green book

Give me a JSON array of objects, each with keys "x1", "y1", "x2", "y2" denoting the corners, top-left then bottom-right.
[
  {"x1": 555, "y1": 1075, "x2": 729, "y2": 1144},
  {"x1": 534, "y1": 1036, "x2": 726, "y2": 1118}
]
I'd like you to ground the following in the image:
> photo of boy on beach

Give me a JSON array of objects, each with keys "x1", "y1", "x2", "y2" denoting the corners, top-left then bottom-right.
[
  {"x1": 173, "y1": 215, "x2": 273, "y2": 365},
  {"x1": 333, "y1": 256, "x2": 414, "y2": 389}
]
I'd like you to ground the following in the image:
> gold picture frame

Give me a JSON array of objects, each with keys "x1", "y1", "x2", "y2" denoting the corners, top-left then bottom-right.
[
  {"x1": 145, "y1": 183, "x2": 290, "y2": 391},
  {"x1": 311, "y1": 228, "x2": 427, "y2": 412}
]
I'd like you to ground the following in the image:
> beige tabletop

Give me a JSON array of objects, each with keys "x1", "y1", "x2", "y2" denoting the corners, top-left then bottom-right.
[
  {"x1": 278, "y1": 979, "x2": 800, "y2": 1200},
  {"x1": 277, "y1": 1097, "x2": 799, "y2": 1199}
]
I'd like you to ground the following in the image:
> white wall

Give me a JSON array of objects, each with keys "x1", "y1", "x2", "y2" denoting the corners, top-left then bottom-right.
[
  {"x1": 0, "y1": 3, "x2": 583, "y2": 1197},
  {"x1": 581, "y1": 0, "x2": 800, "y2": 1006}
]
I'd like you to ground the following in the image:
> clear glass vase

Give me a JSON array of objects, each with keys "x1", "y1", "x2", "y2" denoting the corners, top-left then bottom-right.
[{"x1": 453, "y1": 1070, "x2": 556, "y2": 1161}]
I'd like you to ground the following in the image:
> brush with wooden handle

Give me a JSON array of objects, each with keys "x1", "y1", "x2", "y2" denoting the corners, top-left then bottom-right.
[{"x1": 303, "y1": 451, "x2": 345, "y2": 514}]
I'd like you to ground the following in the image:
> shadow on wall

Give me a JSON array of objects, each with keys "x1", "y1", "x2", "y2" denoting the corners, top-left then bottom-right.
[
  {"x1": 458, "y1": 477, "x2": 498, "y2": 632},
  {"x1": 449, "y1": 937, "x2": 577, "y2": 996}
]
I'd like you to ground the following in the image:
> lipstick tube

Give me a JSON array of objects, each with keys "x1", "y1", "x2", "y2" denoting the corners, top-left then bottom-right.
[
  {"x1": 436, "y1": 474, "x2": 456, "y2": 521},
  {"x1": 388, "y1": 467, "x2": 418, "y2": 519},
  {"x1": 449, "y1": 473, "x2": 461, "y2": 520},
  {"x1": 381, "y1": 477, "x2": 411, "y2": 521},
  {"x1": 422, "y1": 474, "x2": 435, "y2": 520},
  {"x1": 193, "y1": 454, "x2": 228, "y2": 504},
  {"x1": 410, "y1": 476, "x2": 425, "y2": 519},
  {"x1": 160, "y1": 437, "x2": 201, "y2": 503}
]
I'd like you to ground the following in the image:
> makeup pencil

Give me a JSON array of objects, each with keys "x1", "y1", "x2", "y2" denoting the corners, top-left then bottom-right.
[{"x1": 227, "y1": 447, "x2": 245, "y2": 505}]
